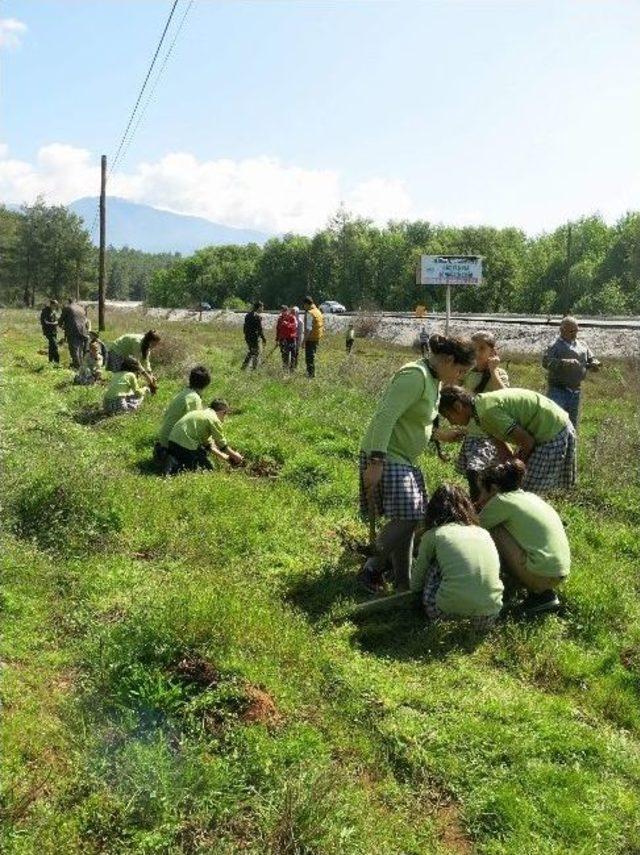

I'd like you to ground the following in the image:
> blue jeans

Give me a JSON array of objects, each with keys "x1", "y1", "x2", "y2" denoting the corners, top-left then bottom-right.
[{"x1": 547, "y1": 386, "x2": 581, "y2": 428}]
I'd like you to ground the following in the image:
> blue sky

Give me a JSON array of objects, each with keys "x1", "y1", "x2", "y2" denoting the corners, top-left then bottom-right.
[{"x1": 1, "y1": 0, "x2": 639, "y2": 234}]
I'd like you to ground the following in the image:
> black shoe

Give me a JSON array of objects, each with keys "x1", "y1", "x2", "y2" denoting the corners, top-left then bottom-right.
[{"x1": 520, "y1": 590, "x2": 560, "y2": 617}]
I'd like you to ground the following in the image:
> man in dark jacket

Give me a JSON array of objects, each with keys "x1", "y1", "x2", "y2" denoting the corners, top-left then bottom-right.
[
  {"x1": 241, "y1": 301, "x2": 266, "y2": 370},
  {"x1": 39, "y1": 299, "x2": 60, "y2": 364},
  {"x1": 58, "y1": 299, "x2": 89, "y2": 368}
]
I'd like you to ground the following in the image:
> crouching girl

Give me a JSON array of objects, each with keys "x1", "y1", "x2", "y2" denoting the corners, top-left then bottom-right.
[
  {"x1": 167, "y1": 399, "x2": 243, "y2": 473},
  {"x1": 478, "y1": 460, "x2": 570, "y2": 616},
  {"x1": 411, "y1": 484, "x2": 503, "y2": 629},
  {"x1": 103, "y1": 356, "x2": 149, "y2": 414}
]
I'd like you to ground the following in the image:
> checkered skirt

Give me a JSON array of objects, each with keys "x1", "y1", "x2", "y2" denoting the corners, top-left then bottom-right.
[
  {"x1": 104, "y1": 394, "x2": 144, "y2": 415},
  {"x1": 359, "y1": 451, "x2": 427, "y2": 521},
  {"x1": 523, "y1": 424, "x2": 577, "y2": 493},
  {"x1": 456, "y1": 436, "x2": 503, "y2": 474}
]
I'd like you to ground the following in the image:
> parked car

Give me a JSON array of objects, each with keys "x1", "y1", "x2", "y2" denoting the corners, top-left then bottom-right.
[{"x1": 319, "y1": 300, "x2": 346, "y2": 314}]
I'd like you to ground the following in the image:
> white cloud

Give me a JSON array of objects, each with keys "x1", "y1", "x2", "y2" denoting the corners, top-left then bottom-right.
[
  {"x1": 0, "y1": 17, "x2": 27, "y2": 49},
  {"x1": 0, "y1": 143, "x2": 419, "y2": 234}
]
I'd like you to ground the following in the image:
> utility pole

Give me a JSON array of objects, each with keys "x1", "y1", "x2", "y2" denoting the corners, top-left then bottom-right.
[
  {"x1": 565, "y1": 222, "x2": 572, "y2": 298},
  {"x1": 98, "y1": 154, "x2": 107, "y2": 331}
]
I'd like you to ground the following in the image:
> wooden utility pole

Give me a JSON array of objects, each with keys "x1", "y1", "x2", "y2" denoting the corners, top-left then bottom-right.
[
  {"x1": 98, "y1": 154, "x2": 107, "y2": 331},
  {"x1": 565, "y1": 223, "x2": 572, "y2": 297}
]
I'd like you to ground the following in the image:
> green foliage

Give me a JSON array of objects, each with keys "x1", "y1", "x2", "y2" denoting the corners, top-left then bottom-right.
[{"x1": 3, "y1": 310, "x2": 640, "y2": 853}]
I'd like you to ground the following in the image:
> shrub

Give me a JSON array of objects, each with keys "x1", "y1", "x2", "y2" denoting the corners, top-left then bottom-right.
[
  {"x1": 353, "y1": 306, "x2": 382, "y2": 338},
  {"x1": 223, "y1": 296, "x2": 251, "y2": 311}
]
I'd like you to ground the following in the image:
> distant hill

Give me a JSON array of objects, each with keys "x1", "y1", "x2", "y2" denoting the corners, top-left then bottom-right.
[{"x1": 68, "y1": 197, "x2": 270, "y2": 254}]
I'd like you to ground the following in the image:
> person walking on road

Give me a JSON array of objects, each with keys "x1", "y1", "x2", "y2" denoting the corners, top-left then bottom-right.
[
  {"x1": 275, "y1": 305, "x2": 298, "y2": 372},
  {"x1": 40, "y1": 299, "x2": 60, "y2": 364},
  {"x1": 302, "y1": 296, "x2": 324, "y2": 378},
  {"x1": 242, "y1": 302, "x2": 266, "y2": 370},
  {"x1": 58, "y1": 299, "x2": 89, "y2": 368},
  {"x1": 542, "y1": 316, "x2": 600, "y2": 428}
]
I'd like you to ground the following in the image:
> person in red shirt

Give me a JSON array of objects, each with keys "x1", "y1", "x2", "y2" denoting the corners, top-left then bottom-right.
[{"x1": 275, "y1": 305, "x2": 298, "y2": 372}]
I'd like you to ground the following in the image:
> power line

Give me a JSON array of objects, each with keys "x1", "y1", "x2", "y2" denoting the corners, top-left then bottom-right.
[
  {"x1": 119, "y1": 0, "x2": 194, "y2": 166},
  {"x1": 89, "y1": 0, "x2": 182, "y2": 236}
]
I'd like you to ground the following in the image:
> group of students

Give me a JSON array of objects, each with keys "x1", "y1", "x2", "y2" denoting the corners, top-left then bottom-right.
[
  {"x1": 39, "y1": 296, "x2": 597, "y2": 622},
  {"x1": 358, "y1": 323, "x2": 599, "y2": 621}
]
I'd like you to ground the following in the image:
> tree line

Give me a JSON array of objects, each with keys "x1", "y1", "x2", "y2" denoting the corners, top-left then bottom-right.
[{"x1": 2, "y1": 200, "x2": 639, "y2": 315}]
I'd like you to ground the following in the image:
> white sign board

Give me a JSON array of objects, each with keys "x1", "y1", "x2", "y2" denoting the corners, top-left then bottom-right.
[{"x1": 418, "y1": 255, "x2": 483, "y2": 287}]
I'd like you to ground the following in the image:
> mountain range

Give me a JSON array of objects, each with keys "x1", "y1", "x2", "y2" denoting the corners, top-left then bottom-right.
[{"x1": 68, "y1": 197, "x2": 270, "y2": 255}]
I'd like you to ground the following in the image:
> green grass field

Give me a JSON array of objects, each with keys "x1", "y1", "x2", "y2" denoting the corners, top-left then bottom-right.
[{"x1": 2, "y1": 309, "x2": 640, "y2": 854}]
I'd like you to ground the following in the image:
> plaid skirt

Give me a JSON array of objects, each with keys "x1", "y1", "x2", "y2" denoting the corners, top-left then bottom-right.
[
  {"x1": 423, "y1": 561, "x2": 497, "y2": 630},
  {"x1": 523, "y1": 424, "x2": 577, "y2": 493},
  {"x1": 456, "y1": 436, "x2": 502, "y2": 474},
  {"x1": 104, "y1": 394, "x2": 143, "y2": 414},
  {"x1": 358, "y1": 451, "x2": 427, "y2": 521}
]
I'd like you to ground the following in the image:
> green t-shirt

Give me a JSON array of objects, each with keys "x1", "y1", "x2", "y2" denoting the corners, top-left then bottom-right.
[
  {"x1": 109, "y1": 334, "x2": 152, "y2": 372},
  {"x1": 361, "y1": 360, "x2": 440, "y2": 465},
  {"x1": 168, "y1": 409, "x2": 228, "y2": 452},
  {"x1": 103, "y1": 371, "x2": 143, "y2": 401},
  {"x1": 158, "y1": 388, "x2": 202, "y2": 447},
  {"x1": 411, "y1": 523, "x2": 503, "y2": 616},
  {"x1": 463, "y1": 368, "x2": 509, "y2": 438},
  {"x1": 479, "y1": 489, "x2": 570, "y2": 578},
  {"x1": 474, "y1": 388, "x2": 568, "y2": 443}
]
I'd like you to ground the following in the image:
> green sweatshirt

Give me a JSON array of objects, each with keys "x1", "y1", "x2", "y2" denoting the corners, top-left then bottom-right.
[
  {"x1": 103, "y1": 371, "x2": 144, "y2": 401},
  {"x1": 474, "y1": 388, "x2": 569, "y2": 443},
  {"x1": 168, "y1": 409, "x2": 228, "y2": 452},
  {"x1": 463, "y1": 368, "x2": 509, "y2": 438},
  {"x1": 411, "y1": 523, "x2": 503, "y2": 616},
  {"x1": 109, "y1": 334, "x2": 152, "y2": 372},
  {"x1": 480, "y1": 489, "x2": 570, "y2": 578},
  {"x1": 361, "y1": 360, "x2": 440, "y2": 465},
  {"x1": 157, "y1": 388, "x2": 202, "y2": 448}
]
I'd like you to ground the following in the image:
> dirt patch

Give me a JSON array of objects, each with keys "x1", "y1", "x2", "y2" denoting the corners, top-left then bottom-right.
[
  {"x1": 620, "y1": 646, "x2": 640, "y2": 672},
  {"x1": 73, "y1": 404, "x2": 110, "y2": 425},
  {"x1": 241, "y1": 456, "x2": 282, "y2": 479},
  {"x1": 434, "y1": 801, "x2": 475, "y2": 854},
  {"x1": 171, "y1": 655, "x2": 222, "y2": 690},
  {"x1": 241, "y1": 684, "x2": 281, "y2": 726}
]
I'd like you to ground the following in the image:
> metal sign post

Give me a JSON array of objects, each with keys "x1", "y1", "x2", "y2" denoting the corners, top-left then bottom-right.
[{"x1": 417, "y1": 255, "x2": 483, "y2": 336}]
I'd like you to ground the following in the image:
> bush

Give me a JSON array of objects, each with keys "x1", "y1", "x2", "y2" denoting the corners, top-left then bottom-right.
[
  {"x1": 353, "y1": 306, "x2": 382, "y2": 338},
  {"x1": 223, "y1": 296, "x2": 251, "y2": 311},
  {"x1": 151, "y1": 333, "x2": 204, "y2": 379}
]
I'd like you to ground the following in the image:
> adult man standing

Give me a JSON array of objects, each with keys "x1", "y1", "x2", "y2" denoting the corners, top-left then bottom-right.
[
  {"x1": 241, "y1": 301, "x2": 266, "y2": 370},
  {"x1": 302, "y1": 296, "x2": 324, "y2": 378},
  {"x1": 39, "y1": 299, "x2": 60, "y2": 364},
  {"x1": 58, "y1": 298, "x2": 89, "y2": 368},
  {"x1": 542, "y1": 315, "x2": 601, "y2": 428}
]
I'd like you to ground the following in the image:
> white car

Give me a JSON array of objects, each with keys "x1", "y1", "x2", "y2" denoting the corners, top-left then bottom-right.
[{"x1": 319, "y1": 300, "x2": 346, "y2": 314}]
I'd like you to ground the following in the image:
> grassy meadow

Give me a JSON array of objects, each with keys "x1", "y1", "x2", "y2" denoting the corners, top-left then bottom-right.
[{"x1": 2, "y1": 308, "x2": 640, "y2": 854}]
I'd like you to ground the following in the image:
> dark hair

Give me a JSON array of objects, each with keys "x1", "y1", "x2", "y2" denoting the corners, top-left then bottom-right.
[
  {"x1": 121, "y1": 356, "x2": 141, "y2": 373},
  {"x1": 471, "y1": 331, "x2": 497, "y2": 349},
  {"x1": 189, "y1": 365, "x2": 211, "y2": 390},
  {"x1": 141, "y1": 329, "x2": 161, "y2": 360},
  {"x1": 429, "y1": 334, "x2": 475, "y2": 366},
  {"x1": 303, "y1": 296, "x2": 314, "y2": 306},
  {"x1": 210, "y1": 398, "x2": 230, "y2": 412},
  {"x1": 425, "y1": 484, "x2": 479, "y2": 529},
  {"x1": 481, "y1": 459, "x2": 526, "y2": 493},
  {"x1": 438, "y1": 385, "x2": 475, "y2": 416},
  {"x1": 252, "y1": 301, "x2": 264, "y2": 311}
]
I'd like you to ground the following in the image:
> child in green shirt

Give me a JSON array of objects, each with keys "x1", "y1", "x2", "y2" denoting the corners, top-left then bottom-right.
[
  {"x1": 412, "y1": 484, "x2": 503, "y2": 628},
  {"x1": 456, "y1": 331, "x2": 509, "y2": 500},
  {"x1": 478, "y1": 459, "x2": 570, "y2": 616},
  {"x1": 439, "y1": 385, "x2": 577, "y2": 493},
  {"x1": 154, "y1": 365, "x2": 211, "y2": 462},
  {"x1": 103, "y1": 357, "x2": 149, "y2": 414},
  {"x1": 359, "y1": 334, "x2": 473, "y2": 593},
  {"x1": 167, "y1": 399, "x2": 244, "y2": 473}
]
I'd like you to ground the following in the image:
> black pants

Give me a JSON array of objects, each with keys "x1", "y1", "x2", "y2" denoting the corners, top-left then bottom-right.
[
  {"x1": 420, "y1": 343, "x2": 428, "y2": 358},
  {"x1": 45, "y1": 334, "x2": 60, "y2": 363},
  {"x1": 280, "y1": 339, "x2": 296, "y2": 371},
  {"x1": 242, "y1": 338, "x2": 261, "y2": 370},
  {"x1": 305, "y1": 341, "x2": 318, "y2": 378},
  {"x1": 68, "y1": 335, "x2": 88, "y2": 369},
  {"x1": 346, "y1": 340, "x2": 354, "y2": 354},
  {"x1": 167, "y1": 441, "x2": 213, "y2": 472}
]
